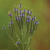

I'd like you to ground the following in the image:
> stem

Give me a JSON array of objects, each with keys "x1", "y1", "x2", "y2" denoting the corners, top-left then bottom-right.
[
  {"x1": 4, "y1": 30, "x2": 18, "y2": 47},
  {"x1": 25, "y1": 35, "x2": 32, "y2": 50},
  {"x1": 22, "y1": 32, "x2": 24, "y2": 50},
  {"x1": 22, "y1": 43, "x2": 24, "y2": 50},
  {"x1": 15, "y1": 32, "x2": 23, "y2": 44},
  {"x1": 21, "y1": 27, "x2": 25, "y2": 50},
  {"x1": 12, "y1": 24, "x2": 23, "y2": 44},
  {"x1": 5, "y1": 30, "x2": 21, "y2": 50},
  {"x1": 11, "y1": 24, "x2": 13, "y2": 37},
  {"x1": 28, "y1": 36, "x2": 32, "y2": 50}
]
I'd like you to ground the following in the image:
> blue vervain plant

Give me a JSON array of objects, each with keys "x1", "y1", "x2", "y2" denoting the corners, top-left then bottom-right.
[{"x1": 2, "y1": 3, "x2": 39, "y2": 50}]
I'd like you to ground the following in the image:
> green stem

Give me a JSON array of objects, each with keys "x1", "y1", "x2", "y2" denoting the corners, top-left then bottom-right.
[
  {"x1": 21, "y1": 28, "x2": 25, "y2": 50},
  {"x1": 13, "y1": 24, "x2": 23, "y2": 44},
  {"x1": 22, "y1": 32, "x2": 24, "y2": 50},
  {"x1": 28, "y1": 36, "x2": 32, "y2": 50},
  {"x1": 4, "y1": 30, "x2": 18, "y2": 47},
  {"x1": 15, "y1": 32, "x2": 23, "y2": 44},
  {"x1": 22, "y1": 43, "x2": 24, "y2": 50}
]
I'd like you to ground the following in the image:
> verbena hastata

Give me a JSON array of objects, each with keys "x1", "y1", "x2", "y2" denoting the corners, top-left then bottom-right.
[{"x1": 2, "y1": 3, "x2": 39, "y2": 50}]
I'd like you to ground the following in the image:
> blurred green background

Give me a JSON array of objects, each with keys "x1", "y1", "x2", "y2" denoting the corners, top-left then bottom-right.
[{"x1": 0, "y1": 0, "x2": 50, "y2": 50}]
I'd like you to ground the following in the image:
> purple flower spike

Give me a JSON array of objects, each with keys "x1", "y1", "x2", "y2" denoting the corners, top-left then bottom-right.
[
  {"x1": 19, "y1": 9, "x2": 22, "y2": 13},
  {"x1": 13, "y1": 8, "x2": 18, "y2": 11},
  {"x1": 31, "y1": 16, "x2": 36, "y2": 21},
  {"x1": 27, "y1": 10, "x2": 30, "y2": 13},
  {"x1": 16, "y1": 9, "x2": 18, "y2": 11},
  {"x1": 31, "y1": 18, "x2": 34, "y2": 21},
  {"x1": 16, "y1": 42, "x2": 20, "y2": 44},
  {"x1": 30, "y1": 12, "x2": 32, "y2": 15},
  {"x1": 34, "y1": 21, "x2": 39, "y2": 24},
  {"x1": 2, "y1": 26, "x2": 6, "y2": 30},
  {"x1": 10, "y1": 21, "x2": 13, "y2": 24},
  {"x1": 27, "y1": 16, "x2": 29, "y2": 18},
  {"x1": 8, "y1": 24, "x2": 10, "y2": 27},
  {"x1": 18, "y1": 18, "x2": 21, "y2": 21},
  {"x1": 23, "y1": 9, "x2": 26, "y2": 12},
  {"x1": 27, "y1": 19, "x2": 30, "y2": 22},
  {"x1": 21, "y1": 13, "x2": 24, "y2": 17},
  {"x1": 33, "y1": 16, "x2": 36, "y2": 19},
  {"x1": 19, "y1": 3, "x2": 22, "y2": 7},
  {"x1": 27, "y1": 16, "x2": 31, "y2": 19},
  {"x1": 15, "y1": 17, "x2": 18, "y2": 20},
  {"x1": 9, "y1": 13, "x2": 12, "y2": 16}
]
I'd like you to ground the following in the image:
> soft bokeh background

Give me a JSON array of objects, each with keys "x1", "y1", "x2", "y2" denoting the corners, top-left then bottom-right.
[{"x1": 0, "y1": 0, "x2": 50, "y2": 50}]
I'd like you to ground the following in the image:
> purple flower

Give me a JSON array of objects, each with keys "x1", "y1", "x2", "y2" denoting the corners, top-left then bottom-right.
[
  {"x1": 27, "y1": 16, "x2": 31, "y2": 19},
  {"x1": 8, "y1": 13, "x2": 12, "y2": 16},
  {"x1": 18, "y1": 18, "x2": 21, "y2": 21},
  {"x1": 21, "y1": 13, "x2": 24, "y2": 17},
  {"x1": 31, "y1": 16, "x2": 36, "y2": 21},
  {"x1": 27, "y1": 10, "x2": 30, "y2": 13},
  {"x1": 30, "y1": 12, "x2": 32, "y2": 15},
  {"x1": 10, "y1": 21, "x2": 13, "y2": 24},
  {"x1": 2, "y1": 26, "x2": 6, "y2": 30},
  {"x1": 19, "y1": 3, "x2": 22, "y2": 7},
  {"x1": 27, "y1": 16, "x2": 29, "y2": 18},
  {"x1": 31, "y1": 18, "x2": 34, "y2": 21},
  {"x1": 15, "y1": 17, "x2": 18, "y2": 20},
  {"x1": 19, "y1": 9, "x2": 22, "y2": 13},
  {"x1": 34, "y1": 21, "x2": 39, "y2": 24},
  {"x1": 23, "y1": 9, "x2": 26, "y2": 12},
  {"x1": 16, "y1": 42, "x2": 20, "y2": 44},
  {"x1": 27, "y1": 19, "x2": 30, "y2": 22},
  {"x1": 13, "y1": 8, "x2": 18, "y2": 11},
  {"x1": 8, "y1": 24, "x2": 11, "y2": 27},
  {"x1": 33, "y1": 16, "x2": 36, "y2": 19}
]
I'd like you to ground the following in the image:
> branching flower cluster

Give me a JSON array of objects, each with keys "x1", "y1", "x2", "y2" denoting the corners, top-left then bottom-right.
[{"x1": 2, "y1": 3, "x2": 39, "y2": 50}]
